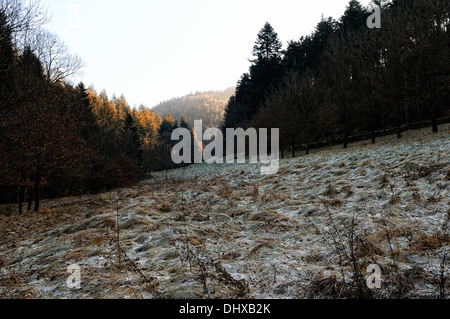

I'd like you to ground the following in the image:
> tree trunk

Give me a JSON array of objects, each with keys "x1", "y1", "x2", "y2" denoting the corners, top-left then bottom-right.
[
  {"x1": 431, "y1": 102, "x2": 438, "y2": 133},
  {"x1": 18, "y1": 185, "x2": 24, "y2": 215},
  {"x1": 417, "y1": 104, "x2": 423, "y2": 128},
  {"x1": 343, "y1": 122, "x2": 349, "y2": 149},
  {"x1": 343, "y1": 108, "x2": 349, "y2": 149},
  {"x1": 27, "y1": 187, "x2": 33, "y2": 211},
  {"x1": 305, "y1": 132, "x2": 311, "y2": 155},
  {"x1": 370, "y1": 104, "x2": 376, "y2": 144},
  {"x1": 397, "y1": 123, "x2": 402, "y2": 139},
  {"x1": 396, "y1": 101, "x2": 402, "y2": 139},
  {"x1": 371, "y1": 109, "x2": 376, "y2": 144},
  {"x1": 405, "y1": 105, "x2": 410, "y2": 131},
  {"x1": 381, "y1": 105, "x2": 386, "y2": 134},
  {"x1": 34, "y1": 172, "x2": 40, "y2": 212}
]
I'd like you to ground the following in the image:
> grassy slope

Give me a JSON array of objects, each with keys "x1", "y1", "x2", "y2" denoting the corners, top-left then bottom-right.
[{"x1": 0, "y1": 124, "x2": 449, "y2": 299}]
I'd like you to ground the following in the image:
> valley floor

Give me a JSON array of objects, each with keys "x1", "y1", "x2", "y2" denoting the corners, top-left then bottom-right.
[{"x1": 1, "y1": 125, "x2": 449, "y2": 299}]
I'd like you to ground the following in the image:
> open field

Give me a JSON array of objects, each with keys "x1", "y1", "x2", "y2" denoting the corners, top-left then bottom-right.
[{"x1": 1, "y1": 125, "x2": 449, "y2": 299}]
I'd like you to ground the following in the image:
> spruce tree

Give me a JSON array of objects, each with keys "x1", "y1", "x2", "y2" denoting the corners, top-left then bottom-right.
[{"x1": 252, "y1": 22, "x2": 283, "y2": 62}]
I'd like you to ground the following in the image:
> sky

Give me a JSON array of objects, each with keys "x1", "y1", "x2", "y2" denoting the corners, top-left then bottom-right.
[{"x1": 40, "y1": 0, "x2": 372, "y2": 108}]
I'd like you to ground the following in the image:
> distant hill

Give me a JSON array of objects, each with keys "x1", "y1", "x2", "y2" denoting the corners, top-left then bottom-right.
[{"x1": 152, "y1": 87, "x2": 235, "y2": 129}]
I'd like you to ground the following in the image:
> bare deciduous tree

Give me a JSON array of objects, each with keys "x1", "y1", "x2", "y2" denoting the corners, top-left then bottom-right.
[
  {"x1": 27, "y1": 29, "x2": 84, "y2": 84},
  {"x1": 0, "y1": 0, "x2": 48, "y2": 46}
]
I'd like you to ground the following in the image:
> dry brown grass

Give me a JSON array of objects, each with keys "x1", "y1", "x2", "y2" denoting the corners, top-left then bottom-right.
[
  {"x1": 0, "y1": 256, "x2": 8, "y2": 268},
  {"x1": 411, "y1": 191, "x2": 422, "y2": 203},
  {"x1": 323, "y1": 183, "x2": 338, "y2": 197},
  {"x1": 246, "y1": 239, "x2": 277, "y2": 259},
  {"x1": 180, "y1": 244, "x2": 249, "y2": 299},
  {"x1": 251, "y1": 183, "x2": 259, "y2": 201},
  {"x1": 303, "y1": 251, "x2": 327, "y2": 264},
  {"x1": 174, "y1": 212, "x2": 187, "y2": 222},
  {"x1": 191, "y1": 213, "x2": 210, "y2": 222},
  {"x1": 262, "y1": 189, "x2": 280, "y2": 203},
  {"x1": 247, "y1": 211, "x2": 291, "y2": 225},
  {"x1": 380, "y1": 174, "x2": 390, "y2": 188},
  {"x1": 160, "y1": 201, "x2": 172, "y2": 213},
  {"x1": 314, "y1": 163, "x2": 325, "y2": 170},
  {"x1": 426, "y1": 195, "x2": 444, "y2": 204},
  {"x1": 103, "y1": 216, "x2": 117, "y2": 229},
  {"x1": 73, "y1": 229, "x2": 108, "y2": 245},
  {"x1": 339, "y1": 185, "x2": 354, "y2": 197},
  {"x1": 405, "y1": 162, "x2": 448, "y2": 180},
  {"x1": 221, "y1": 251, "x2": 241, "y2": 260},
  {"x1": 361, "y1": 160, "x2": 371, "y2": 166},
  {"x1": 410, "y1": 232, "x2": 450, "y2": 252},
  {"x1": 61, "y1": 247, "x2": 92, "y2": 262},
  {"x1": 121, "y1": 216, "x2": 154, "y2": 230},
  {"x1": 218, "y1": 183, "x2": 233, "y2": 199},
  {"x1": 389, "y1": 194, "x2": 401, "y2": 205},
  {"x1": 307, "y1": 271, "x2": 377, "y2": 299},
  {"x1": 390, "y1": 225, "x2": 417, "y2": 240},
  {"x1": 354, "y1": 237, "x2": 385, "y2": 259},
  {"x1": 307, "y1": 275, "x2": 341, "y2": 298},
  {"x1": 321, "y1": 199, "x2": 344, "y2": 207},
  {"x1": 184, "y1": 237, "x2": 202, "y2": 247}
]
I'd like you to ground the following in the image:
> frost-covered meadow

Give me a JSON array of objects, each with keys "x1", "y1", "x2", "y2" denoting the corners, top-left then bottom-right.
[{"x1": 1, "y1": 125, "x2": 449, "y2": 299}]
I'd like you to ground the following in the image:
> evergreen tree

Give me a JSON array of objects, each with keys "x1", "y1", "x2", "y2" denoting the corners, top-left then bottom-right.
[
  {"x1": 73, "y1": 82, "x2": 99, "y2": 144},
  {"x1": 159, "y1": 114, "x2": 176, "y2": 138},
  {"x1": 123, "y1": 113, "x2": 143, "y2": 173},
  {"x1": 339, "y1": 0, "x2": 368, "y2": 38},
  {"x1": 252, "y1": 22, "x2": 283, "y2": 62},
  {"x1": 224, "y1": 22, "x2": 284, "y2": 129},
  {"x1": 180, "y1": 115, "x2": 190, "y2": 129},
  {"x1": 249, "y1": 22, "x2": 284, "y2": 111},
  {"x1": 283, "y1": 17, "x2": 336, "y2": 75}
]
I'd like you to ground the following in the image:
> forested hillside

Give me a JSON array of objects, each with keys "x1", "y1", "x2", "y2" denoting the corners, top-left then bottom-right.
[{"x1": 152, "y1": 88, "x2": 235, "y2": 129}]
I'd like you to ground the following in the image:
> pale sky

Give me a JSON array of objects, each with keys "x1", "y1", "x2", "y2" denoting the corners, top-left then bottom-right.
[{"x1": 40, "y1": 0, "x2": 372, "y2": 108}]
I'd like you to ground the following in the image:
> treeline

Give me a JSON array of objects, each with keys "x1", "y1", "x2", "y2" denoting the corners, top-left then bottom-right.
[
  {"x1": 0, "y1": 0, "x2": 192, "y2": 213},
  {"x1": 223, "y1": 0, "x2": 450, "y2": 156},
  {"x1": 153, "y1": 87, "x2": 235, "y2": 130}
]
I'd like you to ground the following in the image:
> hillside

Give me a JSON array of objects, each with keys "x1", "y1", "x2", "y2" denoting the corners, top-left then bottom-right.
[
  {"x1": 152, "y1": 88, "x2": 235, "y2": 129},
  {"x1": 0, "y1": 125, "x2": 449, "y2": 299}
]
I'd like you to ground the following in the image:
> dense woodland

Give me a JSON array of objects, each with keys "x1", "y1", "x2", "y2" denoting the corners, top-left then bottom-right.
[
  {"x1": 1, "y1": 0, "x2": 449, "y2": 213},
  {"x1": 0, "y1": 0, "x2": 201, "y2": 211},
  {"x1": 224, "y1": 0, "x2": 450, "y2": 156}
]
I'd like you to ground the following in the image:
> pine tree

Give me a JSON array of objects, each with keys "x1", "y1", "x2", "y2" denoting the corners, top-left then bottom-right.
[
  {"x1": 252, "y1": 22, "x2": 283, "y2": 62},
  {"x1": 224, "y1": 22, "x2": 284, "y2": 130}
]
